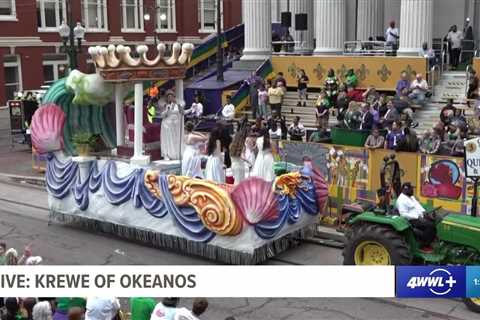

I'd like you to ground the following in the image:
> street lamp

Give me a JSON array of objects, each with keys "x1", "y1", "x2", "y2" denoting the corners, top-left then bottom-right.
[
  {"x1": 143, "y1": 7, "x2": 167, "y2": 46},
  {"x1": 58, "y1": 0, "x2": 86, "y2": 71}
]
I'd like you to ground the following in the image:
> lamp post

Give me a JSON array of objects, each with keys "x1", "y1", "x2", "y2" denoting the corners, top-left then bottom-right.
[
  {"x1": 144, "y1": 7, "x2": 167, "y2": 46},
  {"x1": 216, "y1": 0, "x2": 224, "y2": 81},
  {"x1": 58, "y1": 1, "x2": 85, "y2": 70}
]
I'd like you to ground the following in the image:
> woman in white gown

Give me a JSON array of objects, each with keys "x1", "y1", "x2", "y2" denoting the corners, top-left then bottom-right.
[
  {"x1": 160, "y1": 93, "x2": 184, "y2": 160},
  {"x1": 244, "y1": 130, "x2": 257, "y2": 177},
  {"x1": 205, "y1": 128, "x2": 225, "y2": 183},
  {"x1": 182, "y1": 121, "x2": 208, "y2": 178},
  {"x1": 229, "y1": 125, "x2": 248, "y2": 185},
  {"x1": 252, "y1": 132, "x2": 275, "y2": 182}
]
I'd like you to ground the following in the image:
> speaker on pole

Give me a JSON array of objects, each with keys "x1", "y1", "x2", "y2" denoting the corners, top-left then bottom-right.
[
  {"x1": 281, "y1": 12, "x2": 291, "y2": 28},
  {"x1": 295, "y1": 13, "x2": 308, "y2": 31}
]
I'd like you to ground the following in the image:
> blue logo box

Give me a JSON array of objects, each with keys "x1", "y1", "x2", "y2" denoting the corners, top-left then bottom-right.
[
  {"x1": 466, "y1": 266, "x2": 480, "y2": 298},
  {"x1": 396, "y1": 266, "x2": 466, "y2": 298}
]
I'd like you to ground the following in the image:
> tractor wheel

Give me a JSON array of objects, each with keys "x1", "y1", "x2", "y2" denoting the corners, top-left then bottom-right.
[
  {"x1": 343, "y1": 223, "x2": 411, "y2": 265},
  {"x1": 464, "y1": 298, "x2": 480, "y2": 313}
]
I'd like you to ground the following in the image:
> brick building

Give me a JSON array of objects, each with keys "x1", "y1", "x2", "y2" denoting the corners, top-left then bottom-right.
[{"x1": 0, "y1": 0, "x2": 242, "y2": 105}]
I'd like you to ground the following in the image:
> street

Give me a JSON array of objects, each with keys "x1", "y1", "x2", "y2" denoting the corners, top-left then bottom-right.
[{"x1": 0, "y1": 179, "x2": 477, "y2": 319}]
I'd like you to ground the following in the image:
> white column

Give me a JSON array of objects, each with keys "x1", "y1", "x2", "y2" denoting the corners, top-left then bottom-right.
[
  {"x1": 175, "y1": 79, "x2": 185, "y2": 107},
  {"x1": 314, "y1": 0, "x2": 346, "y2": 55},
  {"x1": 242, "y1": 0, "x2": 272, "y2": 60},
  {"x1": 356, "y1": 0, "x2": 384, "y2": 41},
  {"x1": 271, "y1": 0, "x2": 280, "y2": 22},
  {"x1": 292, "y1": 0, "x2": 314, "y2": 53},
  {"x1": 114, "y1": 83, "x2": 124, "y2": 148},
  {"x1": 398, "y1": 0, "x2": 433, "y2": 56},
  {"x1": 130, "y1": 82, "x2": 150, "y2": 166}
]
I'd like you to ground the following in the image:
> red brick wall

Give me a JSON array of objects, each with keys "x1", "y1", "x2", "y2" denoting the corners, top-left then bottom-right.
[{"x1": 0, "y1": 48, "x2": 6, "y2": 105}]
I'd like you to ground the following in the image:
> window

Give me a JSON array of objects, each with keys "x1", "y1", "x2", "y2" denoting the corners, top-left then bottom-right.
[
  {"x1": 157, "y1": 0, "x2": 175, "y2": 32},
  {"x1": 4, "y1": 57, "x2": 22, "y2": 101},
  {"x1": 43, "y1": 60, "x2": 68, "y2": 84},
  {"x1": 198, "y1": 0, "x2": 222, "y2": 32},
  {"x1": 81, "y1": 0, "x2": 108, "y2": 31},
  {"x1": 0, "y1": 0, "x2": 16, "y2": 20},
  {"x1": 37, "y1": 0, "x2": 66, "y2": 31},
  {"x1": 122, "y1": 0, "x2": 143, "y2": 32}
]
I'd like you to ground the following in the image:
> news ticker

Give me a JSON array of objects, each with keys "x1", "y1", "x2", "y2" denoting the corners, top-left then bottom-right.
[{"x1": 0, "y1": 266, "x2": 478, "y2": 298}]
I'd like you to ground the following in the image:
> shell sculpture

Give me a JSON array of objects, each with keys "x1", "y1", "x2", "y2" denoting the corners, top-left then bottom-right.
[
  {"x1": 311, "y1": 167, "x2": 329, "y2": 215},
  {"x1": 231, "y1": 177, "x2": 279, "y2": 225},
  {"x1": 88, "y1": 42, "x2": 193, "y2": 69},
  {"x1": 31, "y1": 103, "x2": 66, "y2": 154}
]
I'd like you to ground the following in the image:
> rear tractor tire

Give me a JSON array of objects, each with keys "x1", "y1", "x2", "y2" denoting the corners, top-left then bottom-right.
[
  {"x1": 464, "y1": 298, "x2": 480, "y2": 313},
  {"x1": 343, "y1": 223, "x2": 412, "y2": 265}
]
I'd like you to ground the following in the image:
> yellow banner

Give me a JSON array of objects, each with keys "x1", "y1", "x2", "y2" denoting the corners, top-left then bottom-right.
[{"x1": 271, "y1": 56, "x2": 428, "y2": 91}]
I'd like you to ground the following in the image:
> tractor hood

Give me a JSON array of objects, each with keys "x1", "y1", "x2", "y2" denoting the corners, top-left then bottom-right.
[{"x1": 437, "y1": 215, "x2": 480, "y2": 251}]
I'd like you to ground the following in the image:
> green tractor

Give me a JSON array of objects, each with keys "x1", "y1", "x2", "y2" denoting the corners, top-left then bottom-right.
[{"x1": 342, "y1": 202, "x2": 480, "y2": 313}]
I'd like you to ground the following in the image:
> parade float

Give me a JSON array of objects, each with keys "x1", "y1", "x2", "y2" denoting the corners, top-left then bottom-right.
[{"x1": 31, "y1": 43, "x2": 329, "y2": 264}]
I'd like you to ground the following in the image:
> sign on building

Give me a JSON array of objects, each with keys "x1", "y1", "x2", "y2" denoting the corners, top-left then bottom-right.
[{"x1": 464, "y1": 138, "x2": 480, "y2": 177}]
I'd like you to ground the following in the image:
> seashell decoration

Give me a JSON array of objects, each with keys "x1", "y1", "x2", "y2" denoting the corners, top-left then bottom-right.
[
  {"x1": 88, "y1": 42, "x2": 193, "y2": 69},
  {"x1": 231, "y1": 177, "x2": 279, "y2": 225},
  {"x1": 31, "y1": 103, "x2": 66, "y2": 154}
]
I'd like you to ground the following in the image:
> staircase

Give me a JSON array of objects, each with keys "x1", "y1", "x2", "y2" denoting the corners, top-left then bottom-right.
[{"x1": 414, "y1": 71, "x2": 469, "y2": 134}]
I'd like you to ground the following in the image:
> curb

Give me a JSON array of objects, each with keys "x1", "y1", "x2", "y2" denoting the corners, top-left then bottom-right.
[{"x1": 0, "y1": 173, "x2": 46, "y2": 187}]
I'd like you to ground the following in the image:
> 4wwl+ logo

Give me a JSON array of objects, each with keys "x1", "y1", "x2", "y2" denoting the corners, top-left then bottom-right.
[{"x1": 396, "y1": 266, "x2": 466, "y2": 298}]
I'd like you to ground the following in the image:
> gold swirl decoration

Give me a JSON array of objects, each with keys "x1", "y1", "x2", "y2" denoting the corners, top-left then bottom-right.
[
  {"x1": 144, "y1": 171, "x2": 242, "y2": 236},
  {"x1": 167, "y1": 175, "x2": 242, "y2": 236},
  {"x1": 273, "y1": 172, "x2": 304, "y2": 197}
]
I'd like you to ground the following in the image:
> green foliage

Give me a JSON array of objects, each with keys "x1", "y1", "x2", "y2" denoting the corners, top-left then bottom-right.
[{"x1": 72, "y1": 131, "x2": 96, "y2": 147}]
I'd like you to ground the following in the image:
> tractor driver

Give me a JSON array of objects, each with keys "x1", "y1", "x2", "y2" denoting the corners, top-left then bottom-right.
[{"x1": 396, "y1": 183, "x2": 436, "y2": 248}]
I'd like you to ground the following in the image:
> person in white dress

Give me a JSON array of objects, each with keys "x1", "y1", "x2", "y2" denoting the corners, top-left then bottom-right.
[
  {"x1": 205, "y1": 128, "x2": 225, "y2": 183},
  {"x1": 182, "y1": 121, "x2": 208, "y2": 178},
  {"x1": 252, "y1": 132, "x2": 275, "y2": 182},
  {"x1": 244, "y1": 128, "x2": 257, "y2": 177},
  {"x1": 229, "y1": 124, "x2": 249, "y2": 185},
  {"x1": 85, "y1": 297, "x2": 120, "y2": 320},
  {"x1": 161, "y1": 92, "x2": 184, "y2": 160}
]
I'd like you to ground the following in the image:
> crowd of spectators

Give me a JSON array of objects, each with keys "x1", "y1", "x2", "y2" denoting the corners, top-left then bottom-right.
[{"x1": 0, "y1": 297, "x2": 236, "y2": 320}]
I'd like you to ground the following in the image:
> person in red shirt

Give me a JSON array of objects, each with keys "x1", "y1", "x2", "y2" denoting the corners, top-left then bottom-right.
[{"x1": 346, "y1": 84, "x2": 364, "y2": 102}]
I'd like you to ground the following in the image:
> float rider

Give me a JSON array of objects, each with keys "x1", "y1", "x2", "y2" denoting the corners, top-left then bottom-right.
[{"x1": 395, "y1": 182, "x2": 436, "y2": 250}]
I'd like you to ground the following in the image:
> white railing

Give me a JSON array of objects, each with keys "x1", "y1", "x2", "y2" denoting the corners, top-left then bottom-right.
[
  {"x1": 343, "y1": 41, "x2": 394, "y2": 56},
  {"x1": 429, "y1": 65, "x2": 440, "y2": 97}
]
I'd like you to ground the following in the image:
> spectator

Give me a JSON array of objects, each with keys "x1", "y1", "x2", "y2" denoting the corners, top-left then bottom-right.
[
  {"x1": 369, "y1": 102, "x2": 380, "y2": 125},
  {"x1": 325, "y1": 69, "x2": 339, "y2": 105},
  {"x1": 309, "y1": 123, "x2": 329, "y2": 143},
  {"x1": 359, "y1": 103, "x2": 374, "y2": 130},
  {"x1": 268, "y1": 120, "x2": 282, "y2": 140},
  {"x1": 2, "y1": 298, "x2": 20, "y2": 320},
  {"x1": 335, "y1": 89, "x2": 350, "y2": 121},
  {"x1": 296, "y1": 69, "x2": 309, "y2": 107},
  {"x1": 447, "y1": 25, "x2": 463, "y2": 70},
  {"x1": 268, "y1": 82, "x2": 284, "y2": 117},
  {"x1": 363, "y1": 86, "x2": 379, "y2": 105},
  {"x1": 396, "y1": 72, "x2": 410, "y2": 97},
  {"x1": 250, "y1": 117, "x2": 266, "y2": 137},
  {"x1": 273, "y1": 72, "x2": 286, "y2": 89},
  {"x1": 386, "y1": 21, "x2": 399, "y2": 51},
  {"x1": 393, "y1": 93, "x2": 415, "y2": 126},
  {"x1": 315, "y1": 91, "x2": 331, "y2": 129},
  {"x1": 463, "y1": 18, "x2": 474, "y2": 63},
  {"x1": 346, "y1": 84, "x2": 363, "y2": 102},
  {"x1": 23, "y1": 298, "x2": 37, "y2": 320},
  {"x1": 419, "y1": 129, "x2": 441, "y2": 154},
  {"x1": 364, "y1": 127, "x2": 385, "y2": 149},
  {"x1": 221, "y1": 95, "x2": 235, "y2": 121},
  {"x1": 379, "y1": 100, "x2": 399, "y2": 129},
  {"x1": 384, "y1": 121, "x2": 404, "y2": 150},
  {"x1": 130, "y1": 298, "x2": 156, "y2": 320},
  {"x1": 54, "y1": 298, "x2": 86, "y2": 320},
  {"x1": 245, "y1": 72, "x2": 263, "y2": 119},
  {"x1": 397, "y1": 127, "x2": 419, "y2": 152},
  {"x1": 408, "y1": 73, "x2": 429, "y2": 106},
  {"x1": 85, "y1": 297, "x2": 120, "y2": 320},
  {"x1": 279, "y1": 116, "x2": 288, "y2": 140},
  {"x1": 468, "y1": 69, "x2": 479, "y2": 99},
  {"x1": 150, "y1": 298, "x2": 180, "y2": 320},
  {"x1": 32, "y1": 301, "x2": 52, "y2": 320},
  {"x1": 420, "y1": 42, "x2": 436, "y2": 68},
  {"x1": 272, "y1": 31, "x2": 282, "y2": 52},
  {"x1": 191, "y1": 299, "x2": 208, "y2": 319},
  {"x1": 0, "y1": 242, "x2": 6, "y2": 265},
  {"x1": 67, "y1": 308, "x2": 84, "y2": 320},
  {"x1": 257, "y1": 84, "x2": 269, "y2": 119},
  {"x1": 345, "y1": 69, "x2": 358, "y2": 88},
  {"x1": 288, "y1": 116, "x2": 306, "y2": 141},
  {"x1": 375, "y1": 94, "x2": 388, "y2": 117},
  {"x1": 440, "y1": 99, "x2": 456, "y2": 126}
]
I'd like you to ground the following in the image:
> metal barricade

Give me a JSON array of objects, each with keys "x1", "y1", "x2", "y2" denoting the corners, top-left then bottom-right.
[{"x1": 343, "y1": 40, "x2": 394, "y2": 56}]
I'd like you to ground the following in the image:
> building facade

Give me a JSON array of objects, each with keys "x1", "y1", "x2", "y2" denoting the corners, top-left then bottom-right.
[{"x1": 0, "y1": 0, "x2": 242, "y2": 105}]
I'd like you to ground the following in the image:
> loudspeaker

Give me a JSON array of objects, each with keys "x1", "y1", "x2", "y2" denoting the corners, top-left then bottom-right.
[
  {"x1": 281, "y1": 12, "x2": 291, "y2": 28},
  {"x1": 295, "y1": 13, "x2": 308, "y2": 31}
]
